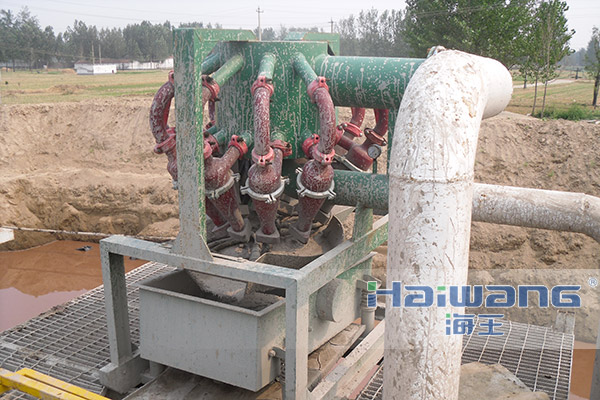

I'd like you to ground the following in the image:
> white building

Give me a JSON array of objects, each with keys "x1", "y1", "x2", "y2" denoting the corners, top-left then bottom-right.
[{"x1": 74, "y1": 62, "x2": 117, "y2": 75}]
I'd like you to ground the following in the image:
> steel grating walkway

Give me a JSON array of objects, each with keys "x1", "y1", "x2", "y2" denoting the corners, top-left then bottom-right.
[
  {"x1": 0, "y1": 262, "x2": 175, "y2": 400},
  {"x1": 358, "y1": 316, "x2": 574, "y2": 400}
]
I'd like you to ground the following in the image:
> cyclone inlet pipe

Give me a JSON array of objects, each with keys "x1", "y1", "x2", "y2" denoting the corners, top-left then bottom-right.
[
  {"x1": 291, "y1": 53, "x2": 337, "y2": 243},
  {"x1": 242, "y1": 53, "x2": 292, "y2": 244},
  {"x1": 385, "y1": 50, "x2": 512, "y2": 400},
  {"x1": 149, "y1": 71, "x2": 177, "y2": 185}
]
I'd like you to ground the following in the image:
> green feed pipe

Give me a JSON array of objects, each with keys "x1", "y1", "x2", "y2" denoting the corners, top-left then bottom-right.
[
  {"x1": 315, "y1": 55, "x2": 424, "y2": 109},
  {"x1": 211, "y1": 53, "x2": 244, "y2": 87},
  {"x1": 333, "y1": 170, "x2": 388, "y2": 210},
  {"x1": 201, "y1": 52, "x2": 221, "y2": 75},
  {"x1": 257, "y1": 53, "x2": 277, "y2": 79},
  {"x1": 282, "y1": 161, "x2": 389, "y2": 211},
  {"x1": 292, "y1": 53, "x2": 318, "y2": 85}
]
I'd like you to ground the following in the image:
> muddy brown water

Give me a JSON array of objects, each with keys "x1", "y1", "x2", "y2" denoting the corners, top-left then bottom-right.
[
  {"x1": 0, "y1": 240, "x2": 145, "y2": 331},
  {"x1": 0, "y1": 240, "x2": 596, "y2": 398}
]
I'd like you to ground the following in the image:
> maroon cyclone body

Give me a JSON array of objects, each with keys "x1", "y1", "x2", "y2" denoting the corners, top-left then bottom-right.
[
  {"x1": 204, "y1": 136, "x2": 248, "y2": 235},
  {"x1": 292, "y1": 79, "x2": 337, "y2": 243}
]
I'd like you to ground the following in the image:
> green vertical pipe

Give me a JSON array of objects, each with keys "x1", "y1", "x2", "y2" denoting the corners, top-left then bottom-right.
[
  {"x1": 257, "y1": 53, "x2": 277, "y2": 79},
  {"x1": 211, "y1": 53, "x2": 244, "y2": 87},
  {"x1": 315, "y1": 55, "x2": 424, "y2": 109},
  {"x1": 201, "y1": 52, "x2": 221, "y2": 75},
  {"x1": 292, "y1": 53, "x2": 318, "y2": 86}
]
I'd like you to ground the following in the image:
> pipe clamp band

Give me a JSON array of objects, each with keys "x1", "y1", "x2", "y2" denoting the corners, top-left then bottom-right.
[
  {"x1": 206, "y1": 173, "x2": 240, "y2": 200},
  {"x1": 241, "y1": 177, "x2": 289, "y2": 204},
  {"x1": 295, "y1": 168, "x2": 336, "y2": 200}
]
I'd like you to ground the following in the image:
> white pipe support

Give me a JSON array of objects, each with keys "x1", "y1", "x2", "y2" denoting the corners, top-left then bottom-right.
[{"x1": 386, "y1": 50, "x2": 512, "y2": 400}]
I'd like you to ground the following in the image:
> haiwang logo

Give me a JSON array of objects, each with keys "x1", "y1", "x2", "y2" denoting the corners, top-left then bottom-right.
[{"x1": 367, "y1": 282, "x2": 581, "y2": 336}]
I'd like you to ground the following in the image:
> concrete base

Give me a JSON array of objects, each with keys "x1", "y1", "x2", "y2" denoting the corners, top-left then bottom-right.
[
  {"x1": 227, "y1": 219, "x2": 253, "y2": 242},
  {"x1": 288, "y1": 224, "x2": 311, "y2": 244},
  {"x1": 255, "y1": 229, "x2": 280, "y2": 245}
]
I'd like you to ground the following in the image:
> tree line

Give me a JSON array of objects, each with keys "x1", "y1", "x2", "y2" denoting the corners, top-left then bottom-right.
[
  {"x1": 1, "y1": 2, "x2": 598, "y2": 108},
  {"x1": 0, "y1": 8, "x2": 174, "y2": 69}
]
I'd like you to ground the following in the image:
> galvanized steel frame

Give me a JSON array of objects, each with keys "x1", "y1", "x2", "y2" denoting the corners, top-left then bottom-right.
[{"x1": 99, "y1": 213, "x2": 387, "y2": 399}]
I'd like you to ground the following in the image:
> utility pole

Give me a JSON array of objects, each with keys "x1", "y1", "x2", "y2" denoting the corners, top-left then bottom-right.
[
  {"x1": 256, "y1": 6, "x2": 264, "y2": 41},
  {"x1": 91, "y1": 42, "x2": 95, "y2": 65},
  {"x1": 330, "y1": 18, "x2": 334, "y2": 33},
  {"x1": 99, "y1": 43, "x2": 102, "y2": 64}
]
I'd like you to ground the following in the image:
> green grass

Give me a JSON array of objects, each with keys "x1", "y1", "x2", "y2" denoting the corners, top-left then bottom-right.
[
  {"x1": 0, "y1": 69, "x2": 169, "y2": 104},
  {"x1": 534, "y1": 104, "x2": 600, "y2": 120},
  {"x1": 507, "y1": 79, "x2": 598, "y2": 118}
]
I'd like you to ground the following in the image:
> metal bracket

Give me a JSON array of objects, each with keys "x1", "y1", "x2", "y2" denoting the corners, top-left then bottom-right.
[
  {"x1": 240, "y1": 177, "x2": 289, "y2": 204},
  {"x1": 206, "y1": 173, "x2": 240, "y2": 200},
  {"x1": 295, "y1": 168, "x2": 336, "y2": 200}
]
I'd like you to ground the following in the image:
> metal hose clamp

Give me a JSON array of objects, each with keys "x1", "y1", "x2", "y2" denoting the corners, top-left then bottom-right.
[
  {"x1": 240, "y1": 177, "x2": 289, "y2": 204},
  {"x1": 295, "y1": 168, "x2": 336, "y2": 200},
  {"x1": 206, "y1": 173, "x2": 240, "y2": 200}
]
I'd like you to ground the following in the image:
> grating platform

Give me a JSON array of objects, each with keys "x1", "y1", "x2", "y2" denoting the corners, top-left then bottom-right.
[
  {"x1": 0, "y1": 262, "x2": 175, "y2": 400},
  {"x1": 358, "y1": 316, "x2": 574, "y2": 400}
]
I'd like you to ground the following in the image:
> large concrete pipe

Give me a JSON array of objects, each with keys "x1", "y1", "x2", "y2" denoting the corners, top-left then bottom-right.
[{"x1": 385, "y1": 50, "x2": 512, "y2": 400}]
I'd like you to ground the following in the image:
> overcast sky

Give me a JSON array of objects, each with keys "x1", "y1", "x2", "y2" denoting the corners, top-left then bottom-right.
[{"x1": 1, "y1": 0, "x2": 598, "y2": 50}]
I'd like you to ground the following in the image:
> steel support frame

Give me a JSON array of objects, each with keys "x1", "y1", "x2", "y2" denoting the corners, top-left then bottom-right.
[{"x1": 99, "y1": 212, "x2": 387, "y2": 399}]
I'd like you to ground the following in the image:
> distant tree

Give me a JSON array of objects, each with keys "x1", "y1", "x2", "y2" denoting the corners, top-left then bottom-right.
[
  {"x1": 336, "y1": 9, "x2": 408, "y2": 57},
  {"x1": 403, "y1": 0, "x2": 534, "y2": 67},
  {"x1": 65, "y1": 20, "x2": 98, "y2": 62},
  {"x1": 532, "y1": 0, "x2": 573, "y2": 115},
  {"x1": 0, "y1": 9, "x2": 19, "y2": 69},
  {"x1": 99, "y1": 28, "x2": 127, "y2": 60},
  {"x1": 585, "y1": 27, "x2": 600, "y2": 107}
]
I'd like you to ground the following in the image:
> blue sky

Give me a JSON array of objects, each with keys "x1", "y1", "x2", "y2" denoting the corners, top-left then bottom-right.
[{"x1": 1, "y1": 0, "x2": 598, "y2": 50}]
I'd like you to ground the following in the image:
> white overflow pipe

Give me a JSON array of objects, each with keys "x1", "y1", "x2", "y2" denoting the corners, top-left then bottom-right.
[
  {"x1": 386, "y1": 50, "x2": 512, "y2": 400},
  {"x1": 472, "y1": 183, "x2": 600, "y2": 243}
]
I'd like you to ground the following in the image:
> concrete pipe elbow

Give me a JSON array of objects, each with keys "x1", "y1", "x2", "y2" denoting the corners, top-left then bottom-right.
[{"x1": 384, "y1": 50, "x2": 512, "y2": 400}]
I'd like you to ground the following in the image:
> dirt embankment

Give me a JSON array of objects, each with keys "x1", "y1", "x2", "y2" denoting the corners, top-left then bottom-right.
[
  {"x1": 2, "y1": 100, "x2": 600, "y2": 268},
  {"x1": 0, "y1": 98, "x2": 179, "y2": 250},
  {"x1": 2, "y1": 99, "x2": 600, "y2": 339}
]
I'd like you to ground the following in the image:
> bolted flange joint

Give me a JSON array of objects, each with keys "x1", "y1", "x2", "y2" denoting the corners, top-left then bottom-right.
[
  {"x1": 337, "y1": 121, "x2": 362, "y2": 139},
  {"x1": 312, "y1": 147, "x2": 335, "y2": 165},
  {"x1": 306, "y1": 76, "x2": 329, "y2": 103},
  {"x1": 154, "y1": 127, "x2": 176, "y2": 154},
  {"x1": 295, "y1": 168, "x2": 336, "y2": 200},
  {"x1": 203, "y1": 139, "x2": 214, "y2": 159},
  {"x1": 251, "y1": 146, "x2": 275, "y2": 166},
  {"x1": 251, "y1": 75, "x2": 274, "y2": 97},
  {"x1": 228, "y1": 135, "x2": 248, "y2": 159},
  {"x1": 302, "y1": 134, "x2": 319, "y2": 158},
  {"x1": 364, "y1": 127, "x2": 387, "y2": 146},
  {"x1": 270, "y1": 139, "x2": 293, "y2": 158},
  {"x1": 201, "y1": 75, "x2": 220, "y2": 100}
]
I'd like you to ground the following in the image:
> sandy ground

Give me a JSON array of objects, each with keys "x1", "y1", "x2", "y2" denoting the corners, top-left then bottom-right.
[{"x1": 1, "y1": 98, "x2": 600, "y2": 339}]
